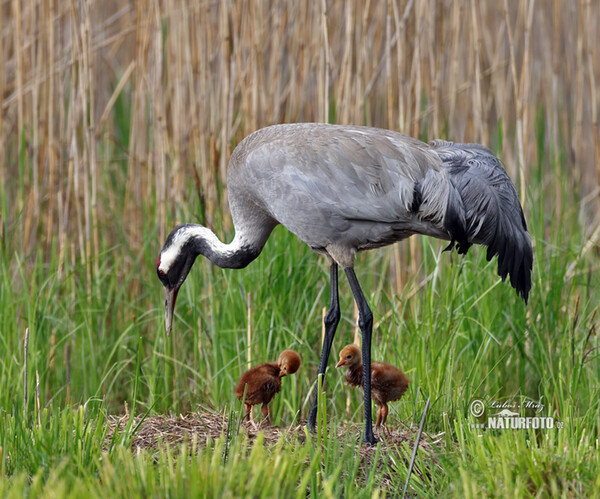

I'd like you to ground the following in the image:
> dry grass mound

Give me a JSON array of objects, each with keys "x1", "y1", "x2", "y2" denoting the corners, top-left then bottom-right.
[{"x1": 106, "y1": 410, "x2": 445, "y2": 459}]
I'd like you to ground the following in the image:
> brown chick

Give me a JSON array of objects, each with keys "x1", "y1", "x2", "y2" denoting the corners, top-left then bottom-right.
[
  {"x1": 336, "y1": 344, "x2": 409, "y2": 433},
  {"x1": 234, "y1": 349, "x2": 302, "y2": 425}
]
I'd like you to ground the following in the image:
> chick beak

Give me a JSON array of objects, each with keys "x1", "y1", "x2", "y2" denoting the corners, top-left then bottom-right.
[
  {"x1": 335, "y1": 359, "x2": 345, "y2": 368},
  {"x1": 164, "y1": 286, "x2": 179, "y2": 336}
]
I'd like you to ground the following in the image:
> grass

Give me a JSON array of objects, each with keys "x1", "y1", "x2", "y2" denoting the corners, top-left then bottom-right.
[
  {"x1": 1, "y1": 1, "x2": 600, "y2": 496},
  {"x1": 1, "y1": 152, "x2": 599, "y2": 496}
]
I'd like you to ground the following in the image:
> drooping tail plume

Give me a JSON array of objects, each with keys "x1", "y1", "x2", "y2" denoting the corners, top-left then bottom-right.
[{"x1": 433, "y1": 140, "x2": 533, "y2": 303}]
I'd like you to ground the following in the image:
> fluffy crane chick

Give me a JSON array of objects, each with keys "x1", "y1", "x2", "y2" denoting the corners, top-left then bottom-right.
[
  {"x1": 235, "y1": 349, "x2": 301, "y2": 425},
  {"x1": 336, "y1": 344, "x2": 409, "y2": 432}
]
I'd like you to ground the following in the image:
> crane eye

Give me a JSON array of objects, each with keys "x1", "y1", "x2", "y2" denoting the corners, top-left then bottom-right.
[{"x1": 158, "y1": 269, "x2": 166, "y2": 277}]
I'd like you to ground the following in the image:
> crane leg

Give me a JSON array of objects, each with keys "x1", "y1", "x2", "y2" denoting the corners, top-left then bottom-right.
[
  {"x1": 308, "y1": 263, "x2": 341, "y2": 430},
  {"x1": 344, "y1": 267, "x2": 376, "y2": 445}
]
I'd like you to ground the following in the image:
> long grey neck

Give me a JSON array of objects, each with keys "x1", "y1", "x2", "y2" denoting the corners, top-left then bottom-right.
[{"x1": 186, "y1": 224, "x2": 262, "y2": 269}]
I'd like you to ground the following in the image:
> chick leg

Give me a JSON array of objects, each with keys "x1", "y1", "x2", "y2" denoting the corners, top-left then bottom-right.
[
  {"x1": 375, "y1": 405, "x2": 383, "y2": 433},
  {"x1": 261, "y1": 403, "x2": 271, "y2": 426},
  {"x1": 243, "y1": 403, "x2": 252, "y2": 423},
  {"x1": 380, "y1": 404, "x2": 390, "y2": 435}
]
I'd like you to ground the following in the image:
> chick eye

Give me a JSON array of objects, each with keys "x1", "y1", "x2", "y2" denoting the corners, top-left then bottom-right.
[{"x1": 346, "y1": 355, "x2": 352, "y2": 359}]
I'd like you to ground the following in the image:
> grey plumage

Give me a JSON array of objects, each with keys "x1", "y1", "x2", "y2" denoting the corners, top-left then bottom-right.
[
  {"x1": 223, "y1": 123, "x2": 531, "y2": 297},
  {"x1": 157, "y1": 122, "x2": 533, "y2": 444},
  {"x1": 432, "y1": 140, "x2": 532, "y2": 300}
]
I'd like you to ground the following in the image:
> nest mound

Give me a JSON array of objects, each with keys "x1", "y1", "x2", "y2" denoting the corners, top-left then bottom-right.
[
  {"x1": 106, "y1": 410, "x2": 444, "y2": 455},
  {"x1": 105, "y1": 411, "x2": 447, "y2": 488}
]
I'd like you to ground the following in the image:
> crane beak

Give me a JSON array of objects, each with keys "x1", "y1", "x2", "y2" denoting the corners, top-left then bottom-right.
[
  {"x1": 335, "y1": 359, "x2": 345, "y2": 368},
  {"x1": 164, "y1": 286, "x2": 179, "y2": 336}
]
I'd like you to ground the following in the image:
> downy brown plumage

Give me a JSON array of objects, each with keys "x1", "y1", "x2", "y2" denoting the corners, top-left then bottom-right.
[
  {"x1": 235, "y1": 349, "x2": 301, "y2": 425},
  {"x1": 337, "y1": 344, "x2": 409, "y2": 432}
]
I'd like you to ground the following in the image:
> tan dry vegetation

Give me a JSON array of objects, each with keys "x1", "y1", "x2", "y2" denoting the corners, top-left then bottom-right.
[
  {"x1": 107, "y1": 411, "x2": 432, "y2": 450},
  {"x1": 1, "y1": 0, "x2": 599, "y2": 281},
  {"x1": 106, "y1": 411, "x2": 443, "y2": 486},
  {"x1": 106, "y1": 411, "x2": 307, "y2": 450}
]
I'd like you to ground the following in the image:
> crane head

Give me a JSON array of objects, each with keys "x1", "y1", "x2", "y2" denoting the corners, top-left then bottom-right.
[{"x1": 157, "y1": 226, "x2": 198, "y2": 335}]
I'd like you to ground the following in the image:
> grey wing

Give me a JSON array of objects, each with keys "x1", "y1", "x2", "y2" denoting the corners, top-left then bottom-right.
[
  {"x1": 432, "y1": 140, "x2": 533, "y2": 301},
  {"x1": 239, "y1": 125, "x2": 446, "y2": 242}
]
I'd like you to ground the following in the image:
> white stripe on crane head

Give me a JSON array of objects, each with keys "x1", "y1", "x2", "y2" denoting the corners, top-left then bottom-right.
[{"x1": 158, "y1": 226, "x2": 196, "y2": 273}]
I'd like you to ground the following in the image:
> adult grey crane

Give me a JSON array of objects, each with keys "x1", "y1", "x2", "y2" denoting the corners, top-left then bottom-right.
[{"x1": 156, "y1": 123, "x2": 532, "y2": 445}]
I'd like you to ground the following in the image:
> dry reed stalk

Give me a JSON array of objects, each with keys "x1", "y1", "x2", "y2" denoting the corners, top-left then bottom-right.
[
  {"x1": 336, "y1": 3, "x2": 354, "y2": 124},
  {"x1": 96, "y1": 62, "x2": 135, "y2": 138},
  {"x1": 385, "y1": 0, "x2": 393, "y2": 128},
  {"x1": 518, "y1": 0, "x2": 535, "y2": 204},
  {"x1": 66, "y1": 2, "x2": 86, "y2": 295},
  {"x1": 12, "y1": 0, "x2": 24, "y2": 150},
  {"x1": 355, "y1": 0, "x2": 369, "y2": 123},
  {"x1": 430, "y1": 0, "x2": 442, "y2": 138},
  {"x1": 152, "y1": 1, "x2": 169, "y2": 240},
  {"x1": 551, "y1": 0, "x2": 562, "y2": 218},
  {"x1": 470, "y1": 0, "x2": 485, "y2": 142},
  {"x1": 503, "y1": 0, "x2": 521, "y2": 181},
  {"x1": 410, "y1": 1, "x2": 422, "y2": 138},
  {"x1": 45, "y1": 0, "x2": 57, "y2": 248},
  {"x1": 585, "y1": 2, "x2": 600, "y2": 211},
  {"x1": 14, "y1": 0, "x2": 34, "y2": 253},
  {"x1": 270, "y1": 5, "x2": 286, "y2": 125},
  {"x1": 320, "y1": 0, "x2": 330, "y2": 123},
  {"x1": 246, "y1": 2, "x2": 259, "y2": 133},
  {"x1": 82, "y1": 0, "x2": 100, "y2": 286},
  {"x1": 393, "y1": 244, "x2": 403, "y2": 297},
  {"x1": 573, "y1": 0, "x2": 586, "y2": 193},
  {"x1": 31, "y1": 3, "x2": 41, "y2": 253},
  {"x1": 219, "y1": 1, "x2": 230, "y2": 183},
  {"x1": 447, "y1": 0, "x2": 460, "y2": 134},
  {"x1": 57, "y1": 12, "x2": 69, "y2": 282},
  {"x1": 391, "y1": 0, "x2": 402, "y2": 130}
]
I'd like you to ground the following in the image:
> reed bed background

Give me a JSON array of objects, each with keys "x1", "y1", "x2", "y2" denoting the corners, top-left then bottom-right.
[
  {"x1": 2, "y1": 0, "x2": 599, "y2": 274},
  {"x1": 1, "y1": 0, "x2": 600, "y2": 496}
]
